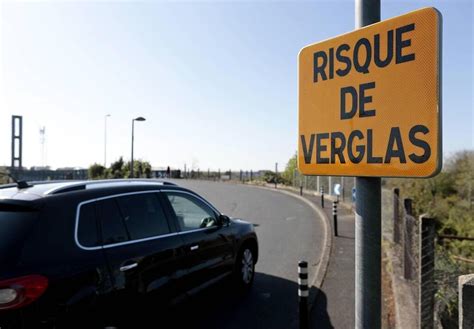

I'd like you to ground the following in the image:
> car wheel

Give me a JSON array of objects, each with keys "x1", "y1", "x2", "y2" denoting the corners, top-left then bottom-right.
[{"x1": 234, "y1": 246, "x2": 255, "y2": 289}]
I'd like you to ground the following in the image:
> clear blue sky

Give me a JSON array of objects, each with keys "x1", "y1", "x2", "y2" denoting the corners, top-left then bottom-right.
[{"x1": 0, "y1": 0, "x2": 472, "y2": 171}]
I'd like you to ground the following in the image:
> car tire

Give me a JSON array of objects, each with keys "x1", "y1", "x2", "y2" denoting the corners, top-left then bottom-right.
[{"x1": 233, "y1": 246, "x2": 255, "y2": 291}]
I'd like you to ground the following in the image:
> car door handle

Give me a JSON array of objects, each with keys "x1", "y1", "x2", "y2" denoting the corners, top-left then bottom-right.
[
  {"x1": 120, "y1": 262, "x2": 138, "y2": 272},
  {"x1": 190, "y1": 245, "x2": 199, "y2": 251}
]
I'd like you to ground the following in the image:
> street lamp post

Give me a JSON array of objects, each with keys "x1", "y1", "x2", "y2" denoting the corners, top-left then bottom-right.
[
  {"x1": 130, "y1": 116, "x2": 146, "y2": 178},
  {"x1": 275, "y1": 162, "x2": 278, "y2": 189},
  {"x1": 104, "y1": 114, "x2": 111, "y2": 167}
]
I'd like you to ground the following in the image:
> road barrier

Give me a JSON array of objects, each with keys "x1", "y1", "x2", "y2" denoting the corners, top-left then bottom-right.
[
  {"x1": 320, "y1": 186, "x2": 325, "y2": 208},
  {"x1": 333, "y1": 201, "x2": 339, "y2": 237},
  {"x1": 298, "y1": 261, "x2": 309, "y2": 329}
]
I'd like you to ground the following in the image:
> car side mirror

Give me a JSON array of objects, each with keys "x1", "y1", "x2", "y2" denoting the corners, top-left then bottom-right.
[{"x1": 218, "y1": 214, "x2": 230, "y2": 226}]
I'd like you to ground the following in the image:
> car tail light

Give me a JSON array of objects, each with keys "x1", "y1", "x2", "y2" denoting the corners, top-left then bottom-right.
[{"x1": 0, "y1": 275, "x2": 48, "y2": 310}]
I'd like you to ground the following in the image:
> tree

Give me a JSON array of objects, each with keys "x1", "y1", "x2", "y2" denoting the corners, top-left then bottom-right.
[
  {"x1": 108, "y1": 157, "x2": 126, "y2": 178},
  {"x1": 88, "y1": 157, "x2": 153, "y2": 179},
  {"x1": 282, "y1": 153, "x2": 297, "y2": 185},
  {"x1": 88, "y1": 163, "x2": 106, "y2": 179},
  {"x1": 134, "y1": 159, "x2": 152, "y2": 178},
  {"x1": 261, "y1": 170, "x2": 287, "y2": 185},
  {"x1": 448, "y1": 150, "x2": 474, "y2": 201},
  {"x1": 124, "y1": 159, "x2": 152, "y2": 178}
]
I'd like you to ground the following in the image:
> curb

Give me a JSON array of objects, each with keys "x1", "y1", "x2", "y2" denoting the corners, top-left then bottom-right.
[{"x1": 245, "y1": 184, "x2": 334, "y2": 308}]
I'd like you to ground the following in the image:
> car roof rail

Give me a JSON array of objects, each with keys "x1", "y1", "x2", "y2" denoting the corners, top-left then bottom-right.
[
  {"x1": 45, "y1": 179, "x2": 178, "y2": 195},
  {"x1": 0, "y1": 180, "x2": 75, "y2": 190},
  {"x1": 0, "y1": 183, "x2": 19, "y2": 190}
]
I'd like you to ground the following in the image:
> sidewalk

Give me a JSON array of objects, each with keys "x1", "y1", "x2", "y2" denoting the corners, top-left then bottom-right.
[
  {"x1": 306, "y1": 193, "x2": 355, "y2": 329},
  {"x1": 263, "y1": 184, "x2": 356, "y2": 328}
]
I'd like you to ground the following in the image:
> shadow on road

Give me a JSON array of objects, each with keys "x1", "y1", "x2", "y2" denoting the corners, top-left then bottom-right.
[
  {"x1": 312, "y1": 285, "x2": 334, "y2": 329},
  {"x1": 117, "y1": 272, "x2": 333, "y2": 329}
]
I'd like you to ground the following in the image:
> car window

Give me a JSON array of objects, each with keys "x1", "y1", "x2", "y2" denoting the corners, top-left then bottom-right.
[
  {"x1": 77, "y1": 202, "x2": 100, "y2": 247},
  {"x1": 0, "y1": 206, "x2": 38, "y2": 263},
  {"x1": 115, "y1": 193, "x2": 170, "y2": 240},
  {"x1": 165, "y1": 192, "x2": 217, "y2": 231},
  {"x1": 97, "y1": 198, "x2": 129, "y2": 245}
]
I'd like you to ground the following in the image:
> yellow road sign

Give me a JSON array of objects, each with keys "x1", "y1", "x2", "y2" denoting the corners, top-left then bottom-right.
[{"x1": 298, "y1": 7, "x2": 441, "y2": 177}]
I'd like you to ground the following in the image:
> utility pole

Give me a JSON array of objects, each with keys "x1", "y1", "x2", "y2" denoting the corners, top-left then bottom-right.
[
  {"x1": 355, "y1": 1, "x2": 381, "y2": 328},
  {"x1": 39, "y1": 126, "x2": 46, "y2": 167},
  {"x1": 130, "y1": 116, "x2": 145, "y2": 179},
  {"x1": 104, "y1": 114, "x2": 110, "y2": 167}
]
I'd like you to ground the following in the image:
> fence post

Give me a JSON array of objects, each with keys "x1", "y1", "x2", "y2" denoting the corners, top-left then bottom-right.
[
  {"x1": 459, "y1": 274, "x2": 474, "y2": 329},
  {"x1": 393, "y1": 188, "x2": 400, "y2": 244},
  {"x1": 403, "y1": 198, "x2": 415, "y2": 280},
  {"x1": 419, "y1": 215, "x2": 435, "y2": 328},
  {"x1": 333, "y1": 201, "x2": 338, "y2": 236},
  {"x1": 298, "y1": 261, "x2": 309, "y2": 329}
]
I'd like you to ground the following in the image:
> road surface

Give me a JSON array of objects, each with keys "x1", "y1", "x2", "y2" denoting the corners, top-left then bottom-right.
[{"x1": 155, "y1": 180, "x2": 330, "y2": 329}]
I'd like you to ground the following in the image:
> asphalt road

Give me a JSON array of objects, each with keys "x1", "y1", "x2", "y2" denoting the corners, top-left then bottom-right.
[{"x1": 151, "y1": 180, "x2": 330, "y2": 329}]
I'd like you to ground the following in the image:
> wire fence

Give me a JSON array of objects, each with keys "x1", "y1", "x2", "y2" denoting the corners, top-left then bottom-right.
[
  {"x1": 184, "y1": 169, "x2": 355, "y2": 198},
  {"x1": 291, "y1": 171, "x2": 356, "y2": 202},
  {"x1": 181, "y1": 169, "x2": 358, "y2": 202},
  {"x1": 382, "y1": 187, "x2": 474, "y2": 328}
]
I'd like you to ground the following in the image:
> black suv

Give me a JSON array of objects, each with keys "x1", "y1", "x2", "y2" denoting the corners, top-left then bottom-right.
[{"x1": 0, "y1": 180, "x2": 258, "y2": 328}]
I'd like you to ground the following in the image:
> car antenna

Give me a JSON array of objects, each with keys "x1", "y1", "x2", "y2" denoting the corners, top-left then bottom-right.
[{"x1": 0, "y1": 171, "x2": 32, "y2": 189}]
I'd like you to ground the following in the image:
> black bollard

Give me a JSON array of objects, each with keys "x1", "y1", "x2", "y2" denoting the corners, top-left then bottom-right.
[
  {"x1": 320, "y1": 187, "x2": 325, "y2": 208},
  {"x1": 298, "y1": 261, "x2": 309, "y2": 329}
]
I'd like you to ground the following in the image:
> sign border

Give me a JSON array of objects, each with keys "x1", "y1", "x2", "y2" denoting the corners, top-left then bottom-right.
[{"x1": 297, "y1": 7, "x2": 442, "y2": 178}]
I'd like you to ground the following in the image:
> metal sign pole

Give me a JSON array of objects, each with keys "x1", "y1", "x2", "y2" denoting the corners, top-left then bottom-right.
[{"x1": 355, "y1": 1, "x2": 381, "y2": 328}]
